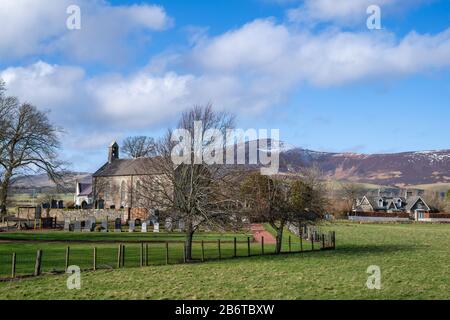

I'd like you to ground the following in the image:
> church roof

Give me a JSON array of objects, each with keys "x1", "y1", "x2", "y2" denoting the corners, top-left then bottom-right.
[{"x1": 93, "y1": 157, "x2": 163, "y2": 177}]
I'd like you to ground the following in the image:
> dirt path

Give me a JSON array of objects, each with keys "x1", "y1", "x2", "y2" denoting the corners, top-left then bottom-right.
[{"x1": 251, "y1": 224, "x2": 276, "y2": 244}]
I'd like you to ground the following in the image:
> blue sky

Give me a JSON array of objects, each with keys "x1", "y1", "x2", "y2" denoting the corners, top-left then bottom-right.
[{"x1": 1, "y1": 0, "x2": 450, "y2": 172}]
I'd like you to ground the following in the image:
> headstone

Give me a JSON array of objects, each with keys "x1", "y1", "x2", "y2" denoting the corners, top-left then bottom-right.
[
  {"x1": 165, "y1": 218, "x2": 173, "y2": 232},
  {"x1": 83, "y1": 217, "x2": 95, "y2": 232},
  {"x1": 114, "y1": 218, "x2": 122, "y2": 232},
  {"x1": 178, "y1": 220, "x2": 185, "y2": 232},
  {"x1": 101, "y1": 219, "x2": 108, "y2": 232},
  {"x1": 153, "y1": 222, "x2": 160, "y2": 233},
  {"x1": 64, "y1": 219, "x2": 71, "y2": 231},
  {"x1": 141, "y1": 222, "x2": 148, "y2": 233},
  {"x1": 128, "y1": 220, "x2": 135, "y2": 233},
  {"x1": 74, "y1": 221, "x2": 81, "y2": 232}
]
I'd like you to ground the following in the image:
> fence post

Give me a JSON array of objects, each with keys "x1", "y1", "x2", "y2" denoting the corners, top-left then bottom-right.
[
  {"x1": 201, "y1": 240, "x2": 205, "y2": 262},
  {"x1": 140, "y1": 243, "x2": 144, "y2": 267},
  {"x1": 331, "y1": 231, "x2": 336, "y2": 250},
  {"x1": 311, "y1": 236, "x2": 314, "y2": 251},
  {"x1": 165, "y1": 242, "x2": 169, "y2": 265},
  {"x1": 322, "y1": 234, "x2": 325, "y2": 250},
  {"x1": 34, "y1": 250, "x2": 42, "y2": 276},
  {"x1": 300, "y1": 234, "x2": 303, "y2": 252},
  {"x1": 218, "y1": 239, "x2": 221, "y2": 260},
  {"x1": 65, "y1": 246, "x2": 70, "y2": 271},
  {"x1": 117, "y1": 244, "x2": 122, "y2": 269},
  {"x1": 247, "y1": 237, "x2": 251, "y2": 257},
  {"x1": 261, "y1": 236, "x2": 265, "y2": 255},
  {"x1": 93, "y1": 247, "x2": 97, "y2": 271},
  {"x1": 11, "y1": 252, "x2": 16, "y2": 278},
  {"x1": 183, "y1": 243, "x2": 187, "y2": 263},
  {"x1": 233, "y1": 237, "x2": 237, "y2": 258},
  {"x1": 146, "y1": 243, "x2": 149, "y2": 266},
  {"x1": 289, "y1": 236, "x2": 292, "y2": 253},
  {"x1": 121, "y1": 244, "x2": 125, "y2": 268}
]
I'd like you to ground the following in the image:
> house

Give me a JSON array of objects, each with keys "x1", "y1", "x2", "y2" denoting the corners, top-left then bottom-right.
[
  {"x1": 91, "y1": 141, "x2": 163, "y2": 221},
  {"x1": 74, "y1": 181, "x2": 93, "y2": 209},
  {"x1": 354, "y1": 193, "x2": 431, "y2": 219}
]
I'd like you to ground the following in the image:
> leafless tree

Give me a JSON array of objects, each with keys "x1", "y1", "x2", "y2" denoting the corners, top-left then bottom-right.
[
  {"x1": 242, "y1": 166, "x2": 328, "y2": 254},
  {"x1": 340, "y1": 182, "x2": 364, "y2": 214},
  {"x1": 122, "y1": 136, "x2": 156, "y2": 158},
  {"x1": 135, "y1": 105, "x2": 244, "y2": 260},
  {"x1": 241, "y1": 173, "x2": 290, "y2": 254},
  {"x1": 424, "y1": 191, "x2": 447, "y2": 213},
  {"x1": 0, "y1": 84, "x2": 66, "y2": 217}
]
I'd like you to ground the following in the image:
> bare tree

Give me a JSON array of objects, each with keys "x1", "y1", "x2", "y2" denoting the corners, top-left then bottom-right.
[
  {"x1": 0, "y1": 86, "x2": 65, "y2": 217},
  {"x1": 340, "y1": 182, "x2": 364, "y2": 214},
  {"x1": 122, "y1": 136, "x2": 156, "y2": 158},
  {"x1": 135, "y1": 105, "x2": 243, "y2": 260},
  {"x1": 241, "y1": 173, "x2": 290, "y2": 254},
  {"x1": 242, "y1": 166, "x2": 328, "y2": 254},
  {"x1": 424, "y1": 191, "x2": 447, "y2": 213}
]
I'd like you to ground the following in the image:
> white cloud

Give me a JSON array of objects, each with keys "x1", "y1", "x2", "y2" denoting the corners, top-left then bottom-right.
[
  {"x1": 2, "y1": 18, "x2": 450, "y2": 157},
  {"x1": 190, "y1": 19, "x2": 450, "y2": 87},
  {"x1": 0, "y1": 0, "x2": 172, "y2": 62}
]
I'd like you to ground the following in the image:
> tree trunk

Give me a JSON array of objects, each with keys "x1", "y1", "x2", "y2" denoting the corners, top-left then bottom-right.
[
  {"x1": 272, "y1": 220, "x2": 285, "y2": 255},
  {"x1": 0, "y1": 170, "x2": 13, "y2": 217},
  {"x1": 185, "y1": 225, "x2": 195, "y2": 261}
]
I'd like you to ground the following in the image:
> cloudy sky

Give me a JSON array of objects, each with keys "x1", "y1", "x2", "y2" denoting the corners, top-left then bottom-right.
[{"x1": 1, "y1": 0, "x2": 450, "y2": 172}]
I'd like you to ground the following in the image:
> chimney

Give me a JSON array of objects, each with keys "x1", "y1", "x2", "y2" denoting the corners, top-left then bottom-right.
[{"x1": 108, "y1": 141, "x2": 119, "y2": 163}]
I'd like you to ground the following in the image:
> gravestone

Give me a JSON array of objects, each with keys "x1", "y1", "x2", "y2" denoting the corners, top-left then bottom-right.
[
  {"x1": 114, "y1": 218, "x2": 122, "y2": 232},
  {"x1": 178, "y1": 220, "x2": 185, "y2": 232},
  {"x1": 141, "y1": 222, "x2": 148, "y2": 233},
  {"x1": 165, "y1": 218, "x2": 173, "y2": 232},
  {"x1": 83, "y1": 217, "x2": 95, "y2": 232},
  {"x1": 74, "y1": 221, "x2": 81, "y2": 232},
  {"x1": 128, "y1": 220, "x2": 135, "y2": 233},
  {"x1": 153, "y1": 222, "x2": 160, "y2": 233},
  {"x1": 101, "y1": 219, "x2": 108, "y2": 232},
  {"x1": 64, "y1": 219, "x2": 71, "y2": 231}
]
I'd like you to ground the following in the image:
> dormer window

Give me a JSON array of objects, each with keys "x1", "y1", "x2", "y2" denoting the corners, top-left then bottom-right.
[
  {"x1": 378, "y1": 199, "x2": 383, "y2": 207},
  {"x1": 397, "y1": 199, "x2": 402, "y2": 207}
]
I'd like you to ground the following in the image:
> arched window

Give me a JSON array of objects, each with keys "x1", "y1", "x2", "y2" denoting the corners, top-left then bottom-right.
[{"x1": 120, "y1": 181, "x2": 126, "y2": 207}]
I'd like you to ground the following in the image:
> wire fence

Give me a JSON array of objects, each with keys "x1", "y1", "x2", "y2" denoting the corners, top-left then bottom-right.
[{"x1": 0, "y1": 231, "x2": 335, "y2": 280}]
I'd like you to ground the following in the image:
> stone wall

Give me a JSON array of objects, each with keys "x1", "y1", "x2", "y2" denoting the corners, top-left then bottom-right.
[{"x1": 47, "y1": 209, "x2": 126, "y2": 222}]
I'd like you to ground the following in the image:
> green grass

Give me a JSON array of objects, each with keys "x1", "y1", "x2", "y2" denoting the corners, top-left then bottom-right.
[
  {"x1": 1, "y1": 223, "x2": 450, "y2": 300},
  {"x1": 0, "y1": 230, "x2": 295, "y2": 278},
  {"x1": 0, "y1": 230, "x2": 251, "y2": 242}
]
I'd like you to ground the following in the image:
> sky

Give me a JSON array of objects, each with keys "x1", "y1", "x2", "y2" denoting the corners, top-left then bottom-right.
[{"x1": 1, "y1": 0, "x2": 450, "y2": 172}]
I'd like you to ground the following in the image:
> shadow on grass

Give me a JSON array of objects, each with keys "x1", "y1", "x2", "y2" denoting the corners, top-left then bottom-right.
[{"x1": 334, "y1": 243, "x2": 421, "y2": 256}]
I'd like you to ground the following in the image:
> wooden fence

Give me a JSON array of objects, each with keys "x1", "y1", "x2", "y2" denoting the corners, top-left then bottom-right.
[{"x1": 1, "y1": 232, "x2": 336, "y2": 280}]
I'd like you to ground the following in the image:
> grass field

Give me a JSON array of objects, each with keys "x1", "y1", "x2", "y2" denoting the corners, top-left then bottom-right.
[{"x1": 0, "y1": 223, "x2": 449, "y2": 300}]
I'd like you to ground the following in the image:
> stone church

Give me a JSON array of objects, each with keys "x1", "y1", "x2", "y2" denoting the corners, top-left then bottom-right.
[{"x1": 92, "y1": 142, "x2": 162, "y2": 221}]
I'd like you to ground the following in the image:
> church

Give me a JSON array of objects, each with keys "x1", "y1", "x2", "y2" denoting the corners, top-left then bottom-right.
[{"x1": 91, "y1": 142, "x2": 162, "y2": 221}]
